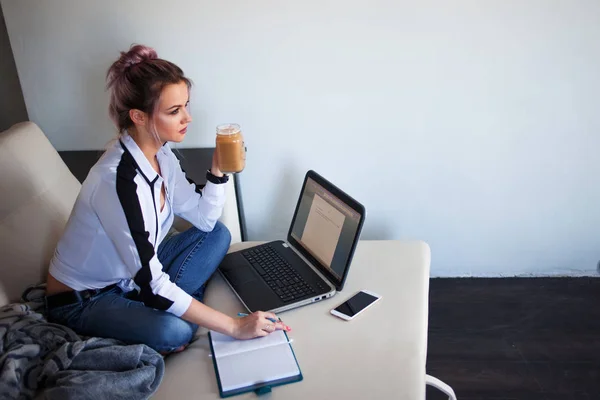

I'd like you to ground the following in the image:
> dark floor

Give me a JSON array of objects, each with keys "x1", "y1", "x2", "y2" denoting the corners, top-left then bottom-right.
[{"x1": 425, "y1": 278, "x2": 600, "y2": 400}]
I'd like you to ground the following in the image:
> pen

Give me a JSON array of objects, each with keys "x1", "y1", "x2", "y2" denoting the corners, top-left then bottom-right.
[{"x1": 237, "y1": 312, "x2": 277, "y2": 323}]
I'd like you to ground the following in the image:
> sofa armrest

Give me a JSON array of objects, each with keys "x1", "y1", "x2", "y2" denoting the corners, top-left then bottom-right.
[{"x1": 219, "y1": 178, "x2": 242, "y2": 244}]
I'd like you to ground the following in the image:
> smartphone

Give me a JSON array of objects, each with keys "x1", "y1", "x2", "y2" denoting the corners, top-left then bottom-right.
[{"x1": 330, "y1": 290, "x2": 382, "y2": 321}]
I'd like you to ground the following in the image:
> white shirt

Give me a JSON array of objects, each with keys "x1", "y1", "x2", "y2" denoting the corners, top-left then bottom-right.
[
  {"x1": 49, "y1": 134, "x2": 227, "y2": 317},
  {"x1": 158, "y1": 191, "x2": 173, "y2": 244}
]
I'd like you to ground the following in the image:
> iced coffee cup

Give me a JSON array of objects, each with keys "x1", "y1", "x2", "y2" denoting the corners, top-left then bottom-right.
[{"x1": 216, "y1": 123, "x2": 246, "y2": 173}]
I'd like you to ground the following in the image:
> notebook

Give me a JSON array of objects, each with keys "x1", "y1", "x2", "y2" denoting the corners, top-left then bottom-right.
[{"x1": 208, "y1": 330, "x2": 303, "y2": 397}]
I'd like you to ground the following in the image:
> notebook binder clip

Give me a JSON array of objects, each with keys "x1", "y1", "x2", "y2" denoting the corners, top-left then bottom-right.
[{"x1": 254, "y1": 386, "x2": 272, "y2": 396}]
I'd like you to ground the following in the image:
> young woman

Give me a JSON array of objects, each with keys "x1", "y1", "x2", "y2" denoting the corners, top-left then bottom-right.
[{"x1": 44, "y1": 44, "x2": 290, "y2": 354}]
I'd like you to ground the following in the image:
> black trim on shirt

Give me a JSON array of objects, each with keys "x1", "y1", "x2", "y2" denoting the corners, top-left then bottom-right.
[
  {"x1": 180, "y1": 166, "x2": 204, "y2": 194},
  {"x1": 119, "y1": 140, "x2": 154, "y2": 185},
  {"x1": 116, "y1": 149, "x2": 174, "y2": 311}
]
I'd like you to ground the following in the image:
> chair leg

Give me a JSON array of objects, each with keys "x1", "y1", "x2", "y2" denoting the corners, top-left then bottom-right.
[{"x1": 426, "y1": 374, "x2": 457, "y2": 400}]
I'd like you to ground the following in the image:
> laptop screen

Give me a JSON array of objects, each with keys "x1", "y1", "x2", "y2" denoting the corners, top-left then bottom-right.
[{"x1": 289, "y1": 175, "x2": 363, "y2": 286}]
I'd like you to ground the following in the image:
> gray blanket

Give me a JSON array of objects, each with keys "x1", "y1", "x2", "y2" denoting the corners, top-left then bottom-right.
[{"x1": 0, "y1": 287, "x2": 164, "y2": 400}]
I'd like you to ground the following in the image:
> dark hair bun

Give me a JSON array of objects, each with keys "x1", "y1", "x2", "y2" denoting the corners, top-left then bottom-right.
[
  {"x1": 106, "y1": 44, "x2": 157, "y2": 84},
  {"x1": 120, "y1": 44, "x2": 157, "y2": 68}
]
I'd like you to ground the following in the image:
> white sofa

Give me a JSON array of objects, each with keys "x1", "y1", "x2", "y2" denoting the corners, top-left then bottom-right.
[{"x1": 0, "y1": 122, "x2": 456, "y2": 399}]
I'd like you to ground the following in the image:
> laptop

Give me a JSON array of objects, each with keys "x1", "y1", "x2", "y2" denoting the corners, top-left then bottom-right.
[{"x1": 218, "y1": 170, "x2": 366, "y2": 314}]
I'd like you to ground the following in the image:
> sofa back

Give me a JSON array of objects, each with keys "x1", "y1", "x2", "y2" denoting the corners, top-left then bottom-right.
[{"x1": 0, "y1": 122, "x2": 81, "y2": 306}]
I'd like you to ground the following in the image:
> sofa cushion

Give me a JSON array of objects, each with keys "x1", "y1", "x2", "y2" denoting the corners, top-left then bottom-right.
[
  {"x1": 153, "y1": 338, "x2": 217, "y2": 398},
  {"x1": 0, "y1": 122, "x2": 80, "y2": 306}
]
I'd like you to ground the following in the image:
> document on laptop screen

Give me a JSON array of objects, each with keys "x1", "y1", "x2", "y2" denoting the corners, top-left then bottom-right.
[
  {"x1": 290, "y1": 176, "x2": 362, "y2": 280},
  {"x1": 301, "y1": 193, "x2": 345, "y2": 267}
]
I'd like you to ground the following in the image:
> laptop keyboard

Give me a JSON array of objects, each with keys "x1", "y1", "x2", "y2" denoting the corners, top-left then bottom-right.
[{"x1": 242, "y1": 244, "x2": 328, "y2": 303}]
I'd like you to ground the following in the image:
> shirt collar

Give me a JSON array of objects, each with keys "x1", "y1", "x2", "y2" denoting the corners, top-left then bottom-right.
[{"x1": 119, "y1": 133, "x2": 159, "y2": 183}]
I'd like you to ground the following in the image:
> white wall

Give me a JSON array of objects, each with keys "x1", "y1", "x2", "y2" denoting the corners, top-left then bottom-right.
[{"x1": 3, "y1": 0, "x2": 600, "y2": 276}]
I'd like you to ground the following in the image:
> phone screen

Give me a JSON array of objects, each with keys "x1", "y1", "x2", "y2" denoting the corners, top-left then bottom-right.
[{"x1": 334, "y1": 291, "x2": 379, "y2": 317}]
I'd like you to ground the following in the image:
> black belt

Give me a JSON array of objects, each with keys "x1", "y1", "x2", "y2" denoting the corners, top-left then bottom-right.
[{"x1": 45, "y1": 284, "x2": 118, "y2": 309}]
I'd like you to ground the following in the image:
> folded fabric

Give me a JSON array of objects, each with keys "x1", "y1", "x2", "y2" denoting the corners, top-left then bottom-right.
[{"x1": 0, "y1": 285, "x2": 164, "y2": 400}]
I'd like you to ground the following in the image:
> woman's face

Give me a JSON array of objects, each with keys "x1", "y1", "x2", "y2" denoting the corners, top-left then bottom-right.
[{"x1": 153, "y1": 81, "x2": 192, "y2": 143}]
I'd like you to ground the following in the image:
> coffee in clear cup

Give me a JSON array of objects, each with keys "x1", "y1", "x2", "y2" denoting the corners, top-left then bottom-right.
[{"x1": 216, "y1": 123, "x2": 246, "y2": 173}]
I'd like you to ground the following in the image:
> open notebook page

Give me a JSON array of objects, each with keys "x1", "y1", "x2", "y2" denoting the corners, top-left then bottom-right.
[
  {"x1": 210, "y1": 330, "x2": 300, "y2": 392},
  {"x1": 210, "y1": 330, "x2": 290, "y2": 358}
]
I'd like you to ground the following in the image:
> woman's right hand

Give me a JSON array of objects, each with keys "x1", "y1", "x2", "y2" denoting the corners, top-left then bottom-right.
[{"x1": 232, "y1": 311, "x2": 291, "y2": 339}]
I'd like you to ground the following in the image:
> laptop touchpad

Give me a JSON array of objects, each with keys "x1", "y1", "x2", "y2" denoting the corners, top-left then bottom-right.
[{"x1": 228, "y1": 266, "x2": 257, "y2": 285}]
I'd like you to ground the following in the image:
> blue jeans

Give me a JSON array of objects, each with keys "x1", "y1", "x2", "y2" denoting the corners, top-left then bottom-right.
[{"x1": 47, "y1": 222, "x2": 231, "y2": 353}]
